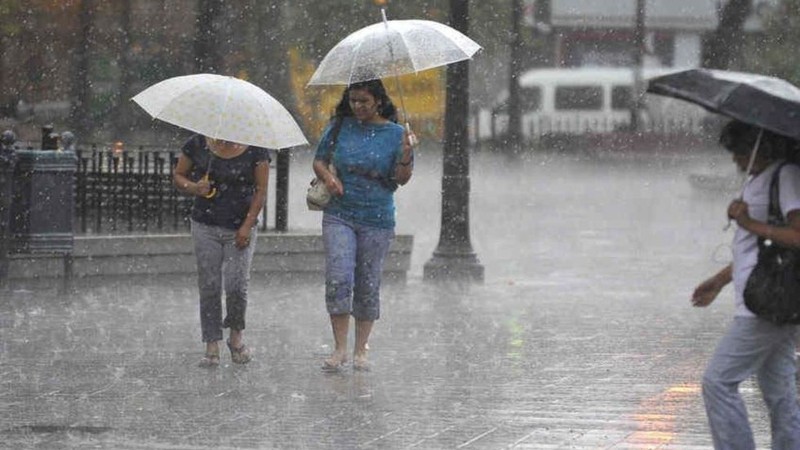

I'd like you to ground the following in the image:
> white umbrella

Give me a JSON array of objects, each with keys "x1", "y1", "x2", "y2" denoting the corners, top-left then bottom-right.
[
  {"x1": 307, "y1": 14, "x2": 481, "y2": 86},
  {"x1": 132, "y1": 74, "x2": 308, "y2": 149},
  {"x1": 307, "y1": 11, "x2": 481, "y2": 143}
]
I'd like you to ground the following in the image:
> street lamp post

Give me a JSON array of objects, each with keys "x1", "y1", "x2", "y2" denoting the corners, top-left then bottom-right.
[
  {"x1": 423, "y1": 0, "x2": 484, "y2": 283},
  {"x1": 507, "y1": 0, "x2": 524, "y2": 151}
]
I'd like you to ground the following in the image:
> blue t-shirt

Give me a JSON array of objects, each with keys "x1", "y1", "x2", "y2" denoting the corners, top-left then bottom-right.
[
  {"x1": 314, "y1": 117, "x2": 404, "y2": 229},
  {"x1": 181, "y1": 134, "x2": 271, "y2": 230}
]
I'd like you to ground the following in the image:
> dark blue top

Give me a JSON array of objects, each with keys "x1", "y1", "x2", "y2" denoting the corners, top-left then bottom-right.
[
  {"x1": 182, "y1": 134, "x2": 271, "y2": 230},
  {"x1": 314, "y1": 117, "x2": 404, "y2": 229}
]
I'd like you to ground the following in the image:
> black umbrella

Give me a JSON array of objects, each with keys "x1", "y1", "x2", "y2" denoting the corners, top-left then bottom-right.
[
  {"x1": 647, "y1": 68, "x2": 800, "y2": 141},
  {"x1": 648, "y1": 69, "x2": 800, "y2": 199}
]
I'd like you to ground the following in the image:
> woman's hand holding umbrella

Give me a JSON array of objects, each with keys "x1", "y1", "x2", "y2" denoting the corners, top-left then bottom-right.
[{"x1": 195, "y1": 177, "x2": 213, "y2": 197}]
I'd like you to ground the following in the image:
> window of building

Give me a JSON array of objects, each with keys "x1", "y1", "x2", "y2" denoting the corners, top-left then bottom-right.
[
  {"x1": 520, "y1": 86, "x2": 542, "y2": 111},
  {"x1": 493, "y1": 86, "x2": 541, "y2": 113},
  {"x1": 611, "y1": 85, "x2": 633, "y2": 110},
  {"x1": 554, "y1": 86, "x2": 603, "y2": 110}
]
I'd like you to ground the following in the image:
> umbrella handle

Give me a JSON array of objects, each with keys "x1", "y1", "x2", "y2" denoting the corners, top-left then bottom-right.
[
  {"x1": 723, "y1": 129, "x2": 764, "y2": 231},
  {"x1": 405, "y1": 122, "x2": 417, "y2": 147},
  {"x1": 201, "y1": 173, "x2": 218, "y2": 199}
]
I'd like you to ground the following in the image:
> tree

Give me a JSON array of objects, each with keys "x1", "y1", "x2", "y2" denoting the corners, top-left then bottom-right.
[
  {"x1": 70, "y1": 0, "x2": 97, "y2": 137},
  {"x1": 743, "y1": 0, "x2": 800, "y2": 86},
  {"x1": 195, "y1": 0, "x2": 223, "y2": 73},
  {"x1": 113, "y1": 0, "x2": 134, "y2": 138},
  {"x1": 0, "y1": 0, "x2": 23, "y2": 116},
  {"x1": 703, "y1": 0, "x2": 752, "y2": 69}
]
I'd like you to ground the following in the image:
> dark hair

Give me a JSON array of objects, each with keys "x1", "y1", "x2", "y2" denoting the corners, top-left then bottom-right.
[
  {"x1": 333, "y1": 79, "x2": 398, "y2": 122},
  {"x1": 719, "y1": 120, "x2": 790, "y2": 161}
]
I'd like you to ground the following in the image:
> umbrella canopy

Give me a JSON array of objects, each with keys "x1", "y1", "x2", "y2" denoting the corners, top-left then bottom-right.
[
  {"x1": 132, "y1": 74, "x2": 308, "y2": 149},
  {"x1": 646, "y1": 68, "x2": 800, "y2": 140},
  {"x1": 307, "y1": 18, "x2": 481, "y2": 86}
]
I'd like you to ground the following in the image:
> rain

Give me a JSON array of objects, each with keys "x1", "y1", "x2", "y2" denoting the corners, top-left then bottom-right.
[{"x1": 0, "y1": 0, "x2": 798, "y2": 449}]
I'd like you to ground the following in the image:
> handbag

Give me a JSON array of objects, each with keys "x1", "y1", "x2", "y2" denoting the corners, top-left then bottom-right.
[
  {"x1": 743, "y1": 162, "x2": 800, "y2": 325},
  {"x1": 306, "y1": 164, "x2": 336, "y2": 211},
  {"x1": 306, "y1": 117, "x2": 343, "y2": 211}
]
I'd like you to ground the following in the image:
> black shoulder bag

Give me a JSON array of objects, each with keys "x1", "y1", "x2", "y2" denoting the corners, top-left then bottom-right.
[{"x1": 743, "y1": 162, "x2": 800, "y2": 325}]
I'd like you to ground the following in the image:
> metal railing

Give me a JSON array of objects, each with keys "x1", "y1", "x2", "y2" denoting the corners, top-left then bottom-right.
[
  {"x1": 472, "y1": 111, "x2": 710, "y2": 144},
  {"x1": 74, "y1": 145, "x2": 190, "y2": 234}
]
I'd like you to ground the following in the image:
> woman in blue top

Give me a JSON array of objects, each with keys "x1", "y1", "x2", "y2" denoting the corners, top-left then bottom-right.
[
  {"x1": 173, "y1": 135, "x2": 270, "y2": 367},
  {"x1": 313, "y1": 79, "x2": 414, "y2": 371}
]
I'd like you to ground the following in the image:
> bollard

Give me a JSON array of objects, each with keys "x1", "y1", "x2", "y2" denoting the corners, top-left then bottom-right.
[
  {"x1": 10, "y1": 127, "x2": 77, "y2": 288},
  {"x1": 0, "y1": 130, "x2": 17, "y2": 286},
  {"x1": 41, "y1": 124, "x2": 59, "y2": 150}
]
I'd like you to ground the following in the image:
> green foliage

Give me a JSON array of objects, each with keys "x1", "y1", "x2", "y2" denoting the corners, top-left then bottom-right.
[
  {"x1": 742, "y1": 0, "x2": 800, "y2": 85},
  {"x1": 285, "y1": 0, "x2": 506, "y2": 60},
  {"x1": 0, "y1": 0, "x2": 22, "y2": 36}
]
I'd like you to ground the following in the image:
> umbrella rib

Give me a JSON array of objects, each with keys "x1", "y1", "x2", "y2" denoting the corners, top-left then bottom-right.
[
  {"x1": 214, "y1": 79, "x2": 233, "y2": 140},
  {"x1": 393, "y1": 27, "x2": 418, "y2": 73},
  {"x1": 348, "y1": 36, "x2": 369, "y2": 86}
]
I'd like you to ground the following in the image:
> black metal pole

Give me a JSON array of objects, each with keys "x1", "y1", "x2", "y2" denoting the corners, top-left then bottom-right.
[
  {"x1": 507, "y1": 0, "x2": 524, "y2": 151},
  {"x1": 274, "y1": 149, "x2": 290, "y2": 232},
  {"x1": 630, "y1": 0, "x2": 646, "y2": 131},
  {"x1": 0, "y1": 131, "x2": 17, "y2": 288},
  {"x1": 423, "y1": 0, "x2": 484, "y2": 283}
]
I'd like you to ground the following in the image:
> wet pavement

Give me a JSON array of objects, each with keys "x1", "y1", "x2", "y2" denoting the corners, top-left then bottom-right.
[{"x1": 0, "y1": 147, "x2": 779, "y2": 449}]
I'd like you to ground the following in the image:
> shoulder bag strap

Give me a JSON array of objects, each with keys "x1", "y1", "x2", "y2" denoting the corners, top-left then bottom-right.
[
  {"x1": 324, "y1": 117, "x2": 344, "y2": 163},
  {"x1": 767, "y1": 162, "x2": 791, "y2": 226}
]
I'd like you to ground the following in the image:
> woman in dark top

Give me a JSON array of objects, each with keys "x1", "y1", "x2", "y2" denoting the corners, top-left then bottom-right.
[{"x1": 173, "y1": 135, "x2": 270, "y2": 367}]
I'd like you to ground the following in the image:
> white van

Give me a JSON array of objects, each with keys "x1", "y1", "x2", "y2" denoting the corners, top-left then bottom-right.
[{"x1": 475, "y1": 67, "x2": 708, "y2": 141}]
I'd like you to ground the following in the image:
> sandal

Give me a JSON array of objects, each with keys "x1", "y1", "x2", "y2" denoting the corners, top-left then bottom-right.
[
  {"x1": 227, "y1": 339, "x2": 252, "y2": 364},
  {"x1": 198, "y1": 352, "x2": 220, "y2": 368}
]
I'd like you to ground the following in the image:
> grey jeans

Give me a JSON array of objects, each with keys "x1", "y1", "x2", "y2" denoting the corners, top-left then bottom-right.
[
  {"x1": 191, "y1": 220, "x2": 257, "y2": 343},
  {"x1": 702, "y1": 316, "x2": 800, "y2": 450}
]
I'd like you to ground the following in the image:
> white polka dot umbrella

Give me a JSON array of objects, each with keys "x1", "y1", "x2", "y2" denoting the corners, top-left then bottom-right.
[{"x1": 132, "y1": 74, "x2": 308, "y2": 149}]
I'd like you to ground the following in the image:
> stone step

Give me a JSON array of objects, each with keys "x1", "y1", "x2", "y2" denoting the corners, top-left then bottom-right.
[{"x1": 6, "y1": 232, "x2": 413, "y2": 282}]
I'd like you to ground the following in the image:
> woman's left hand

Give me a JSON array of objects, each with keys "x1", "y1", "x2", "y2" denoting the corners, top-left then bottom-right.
[
  {"x1": 235, "y1": 228, "x2": 252, "y2": 249},
  {"x1": 403, "y1": 130, "x2": 416, "y2": 152}
]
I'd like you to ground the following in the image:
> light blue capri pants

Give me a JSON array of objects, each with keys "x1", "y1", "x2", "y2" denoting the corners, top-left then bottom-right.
[
  {"x1": 322, "y1": 213, "x2": 394, "y2": 321},
  {"x1": 191, "y1": 220, "x2": 257, "y2": 343}
]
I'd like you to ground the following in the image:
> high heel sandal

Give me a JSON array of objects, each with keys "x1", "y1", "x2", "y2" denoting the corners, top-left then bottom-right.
[{"x1": 227, "y1": 339, "x2": 252, "y2": 364}]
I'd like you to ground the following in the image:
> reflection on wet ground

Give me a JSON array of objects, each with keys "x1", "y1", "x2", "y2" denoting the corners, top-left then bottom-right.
[{"x1": 0, "y1": 147, "x2": 774, "y2": 448}]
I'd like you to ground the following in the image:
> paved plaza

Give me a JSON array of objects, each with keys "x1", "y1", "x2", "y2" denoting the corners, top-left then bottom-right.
[
  {"x1": 0, "y1": 272, "x2": 772, "y2": 449},
  {"x1": 0, "y1": 149, "x2": 782, "y2": 448}
]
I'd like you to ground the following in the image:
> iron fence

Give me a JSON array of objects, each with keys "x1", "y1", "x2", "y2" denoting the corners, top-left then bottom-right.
[{"x1": 74, "y1": 145, "x2": 191, "y2": 234}]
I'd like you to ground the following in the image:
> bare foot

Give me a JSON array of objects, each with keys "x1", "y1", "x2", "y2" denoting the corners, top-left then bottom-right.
[
  {"x1": 353, "y1": 349, "x2": 369, "y2": 372},
  {"x1": 322, "y1": 351, "x2": 348, "y2": 372}
]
